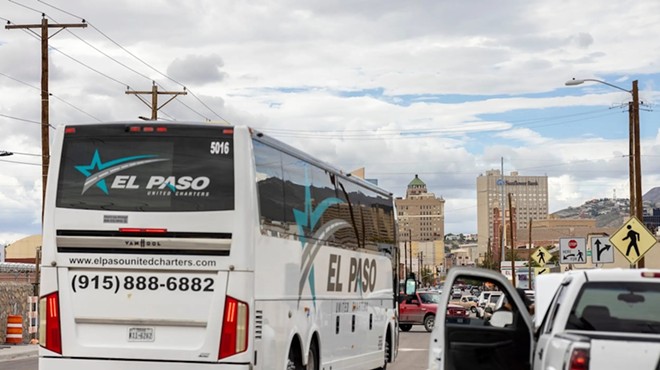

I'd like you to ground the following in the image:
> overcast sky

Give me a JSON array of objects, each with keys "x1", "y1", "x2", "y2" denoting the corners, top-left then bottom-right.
[{"x1": 1, "y1": 0, "x2": 660, "y2": 245}]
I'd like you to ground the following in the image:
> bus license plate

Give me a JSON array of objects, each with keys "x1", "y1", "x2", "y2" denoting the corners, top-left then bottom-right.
[{"x1": 128, "y1": 327, "x2": 154, "y2": 342}]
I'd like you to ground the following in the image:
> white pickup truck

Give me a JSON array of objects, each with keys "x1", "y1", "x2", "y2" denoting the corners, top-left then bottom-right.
[{"x1": 427, "y1": 267, "x2": 660, "y2": 370}]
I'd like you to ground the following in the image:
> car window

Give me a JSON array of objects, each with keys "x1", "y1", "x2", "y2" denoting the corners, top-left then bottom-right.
[
  {"x1": 419, "y1": 292, "x2": 441, "y2": 304},
  {"x1": 567, "y1": 282, "x2": 660, "y2": 334},
  {"x1": 542, "y1": 283, "x2": 567, "y2": 334}
]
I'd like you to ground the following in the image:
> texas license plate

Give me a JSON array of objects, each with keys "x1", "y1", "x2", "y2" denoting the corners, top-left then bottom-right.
[{"x1": 128, "y1": 327, "x2": 155, "y2": 342}]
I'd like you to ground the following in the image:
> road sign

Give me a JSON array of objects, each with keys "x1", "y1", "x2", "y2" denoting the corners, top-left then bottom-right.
[
  {"x1": 609, "y1": 216, "x2": 657, "y2": 265},
  {"x1": 534, "y1": 267, "x2": 551, "y2": 276},
  {"x1": 559, "y1": 237, "x2": 587, "y2": 264},
  {"x1": 590, "y1": 236, "x2": 614, "y2": 264},
  {"x1": 531, "y1": 246, "x2": 550, "y2": 267}
]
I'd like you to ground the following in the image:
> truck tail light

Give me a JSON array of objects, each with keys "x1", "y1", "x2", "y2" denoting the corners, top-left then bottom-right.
[
  {"x1": 568, "y1": 347, "x2": 589, "y2": 370},
  {"x1": 219, "y1": 296, "x2": 249, "y2": 359},
  {"x1": 39, "y1": 292, "x2": 62, "y2": 354}
]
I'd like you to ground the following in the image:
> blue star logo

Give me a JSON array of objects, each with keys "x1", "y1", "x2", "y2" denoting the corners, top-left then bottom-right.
[{"x1": 75, "y1": 150, "x2": 166, "y2": 195}]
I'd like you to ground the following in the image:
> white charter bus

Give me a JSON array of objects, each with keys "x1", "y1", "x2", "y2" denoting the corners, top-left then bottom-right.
[{"x1": 39, "y1": 122, "x2": 399, "y2": 370}]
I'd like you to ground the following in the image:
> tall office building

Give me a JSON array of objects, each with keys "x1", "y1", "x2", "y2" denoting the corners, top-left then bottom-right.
[
  {"x1": 476, "y1": 170, "x2": 548, "y2": 265},
  {"x1": 395, "y1": 175, "x2": 445, "y2": 274}
]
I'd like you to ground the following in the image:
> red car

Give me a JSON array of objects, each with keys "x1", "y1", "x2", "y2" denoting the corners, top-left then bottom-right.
[
  {"x1": 446, "y1": 303, "x2": 471, "y2": 324},
  {"x1": 399, "y1": 291, "x2": 441, "y2": 332}
]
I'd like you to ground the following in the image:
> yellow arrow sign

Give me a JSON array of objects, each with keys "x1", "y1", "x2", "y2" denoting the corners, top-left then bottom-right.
[
  {"x1": 534, "y1": 267, "x2": 551, "y2": 276},
  {"x1": 531, "y1": 247, "x2": 550, "y2": 267},
  {"x1": 609, "y1": 216, "x2": 658, "y2": 265}
]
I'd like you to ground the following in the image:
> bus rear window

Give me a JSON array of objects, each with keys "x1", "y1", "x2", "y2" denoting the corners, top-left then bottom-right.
[{"x1": 56, "y1": 124, "x2": 234, "y2": 212}]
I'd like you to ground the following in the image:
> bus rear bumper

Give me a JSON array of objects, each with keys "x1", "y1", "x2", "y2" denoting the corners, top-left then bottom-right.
[{"x1": 39, "y1": 357, "x2": 252, "y2": 370}]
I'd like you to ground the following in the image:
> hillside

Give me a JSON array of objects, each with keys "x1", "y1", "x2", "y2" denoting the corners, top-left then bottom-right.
[
  {"x1": 644, "y1": 187, "x2": 660, "y2": 206},
  {"x1": 551, "y1": 187, "x2": 659, "y2": 227},
  {"x1": 551, "y1": 198, "x2": 629, "y2": 227}
]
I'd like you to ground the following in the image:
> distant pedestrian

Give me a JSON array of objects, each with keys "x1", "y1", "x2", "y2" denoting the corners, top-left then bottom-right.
[{"x1": 577, "y1": 250, "x2": 583, "y2": 262}]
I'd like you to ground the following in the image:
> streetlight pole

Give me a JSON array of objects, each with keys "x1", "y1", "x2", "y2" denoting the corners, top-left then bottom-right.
[{"x1": 565, "y1": 78, "x2": 644, "y2": 267}]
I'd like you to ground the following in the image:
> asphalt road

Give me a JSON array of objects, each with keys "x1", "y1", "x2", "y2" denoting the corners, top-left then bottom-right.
[
  {"x1": 2, "y1": 328, "x2": 431, "y2": 370},
  {"x1": 391, "y1": 326, "x2": 430, "y2": 370},
  {"x1": 0, "y1": 357, "x2": 35, "y2": 370}
]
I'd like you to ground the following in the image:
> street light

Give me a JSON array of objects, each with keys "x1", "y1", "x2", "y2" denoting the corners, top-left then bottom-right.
[{"x1": 565, "y1": 77, "x2": 644, "y2": 267}]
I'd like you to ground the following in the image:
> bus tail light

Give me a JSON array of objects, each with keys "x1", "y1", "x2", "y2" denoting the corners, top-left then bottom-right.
[
  {"x1": 219, "y1": 296, "x2": 249, "y2": 359},
  {"x1": 39, "y1": 292, "x2": 62, "y2": 354},
  {"x1": 568, "y1": 347, "x2": 589, "y2": 370},
  {"x1": 119, "y1": 228, "x2": 168, "y2": 234}
]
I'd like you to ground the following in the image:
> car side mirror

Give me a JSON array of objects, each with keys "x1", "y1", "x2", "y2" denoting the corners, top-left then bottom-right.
[
  {"x1": 405, "y1": 278, "x2": 417, "y2": 295},
  {"x1": 411, "y1": 300, "x2": 420, "y2": 305},
  {"x1": 489, "y1": 311, "x2": 513, "y2": 328}
]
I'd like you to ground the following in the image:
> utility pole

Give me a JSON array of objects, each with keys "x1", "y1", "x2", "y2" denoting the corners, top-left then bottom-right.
[
  {"x1": 403, "y1": 238, "x2": 408, "y2": 278},
  {"x1": 126, "y1": 81, "x2": 187, "y2": 120},
  {"x1": 508, "y1": 193, "x2": 516, "y2": 287},
  {"x1": 631, "y1": 80, "x2": 644, "y2": 268},
  {"x1": 527, "y1": 218, "x2": 532, "y2": 289},
  {"x1": 408, "y1": 232, "x2": 413, "y2": 278},
  {"x1": 6, "y1": 16, "x2": 87, "y2": 221}
]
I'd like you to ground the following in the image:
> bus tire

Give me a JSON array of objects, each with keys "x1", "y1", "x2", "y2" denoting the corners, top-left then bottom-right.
[
  {"x1": 287, "y1": 339, "x2": 302, "y2": 370},
  {"x1": 377, "y1": 329, "x2": 391, "y2": 370},
  {"x1": 306, "y1": 341, "x2": 318, "y2": 370}
]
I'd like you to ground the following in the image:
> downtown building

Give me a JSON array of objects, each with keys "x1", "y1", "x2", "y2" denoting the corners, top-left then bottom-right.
[
  {"x1": 476, "y1": 170, "x2": 549, "y2": 265},
  {"x1": 395, "y1": 175, "x2": 445, "y2": 281}
]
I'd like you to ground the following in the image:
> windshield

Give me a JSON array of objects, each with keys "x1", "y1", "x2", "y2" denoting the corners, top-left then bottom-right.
[
  {"x1": 418, "y1": 292, "x2": 441, "y2": 304},
  {"x1": 567, "y1": 281, "x2": 660, "y2": 334},
  {"x1": 56, "y1": 124, "x2": 234, "y2": 212}
]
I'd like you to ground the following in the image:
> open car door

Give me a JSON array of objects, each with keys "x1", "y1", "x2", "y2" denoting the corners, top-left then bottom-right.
[{"x1": 428, "y1": 267, "x2": 534, "y2": 370}]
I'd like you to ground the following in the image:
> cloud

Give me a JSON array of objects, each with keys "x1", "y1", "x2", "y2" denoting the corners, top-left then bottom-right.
[
  {"x1": 571, "y1": 32, "x2": 594, "y2": 49},
  {"x1": 166, "y1": 54, "x2": 228, "y2": 85}
]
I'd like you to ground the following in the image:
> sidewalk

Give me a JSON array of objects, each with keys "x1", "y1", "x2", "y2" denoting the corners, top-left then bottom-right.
[{"x1": 0, "y1": 344, "x2": 39, "y2": 361}]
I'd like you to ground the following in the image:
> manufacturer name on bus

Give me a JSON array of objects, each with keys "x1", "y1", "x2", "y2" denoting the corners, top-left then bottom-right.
[{"x1": 326, "y1": 254, "x2": 377, "y2": 293}]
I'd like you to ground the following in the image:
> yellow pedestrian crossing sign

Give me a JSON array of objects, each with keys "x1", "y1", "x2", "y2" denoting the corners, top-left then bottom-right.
[
  {"x1": 531, "y1": 247, "x2": 550, "y2": 267},
  {"x1": 609, "y1": 216, "x2": 657, "y2": 265},
  {"x1": 534, "y1": 267, "x2": 551, "y2": 276}
]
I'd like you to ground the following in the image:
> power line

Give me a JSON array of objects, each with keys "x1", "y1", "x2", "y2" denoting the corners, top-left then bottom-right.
[
  {"x1": 0, "y1": 113, "x2": 55, "y2": 128},
  {"x1": 38, "y1": 0, "x2": 229, "y2": 122},
  {"x1": 0, "y1": 72, "x2": 101, "y2": 122},
  {"x1": 3, "y1": 151, "x2": 41, "y2": 157},
  {"x1": 0, "y1": 158, "x2": 41, "y2": 166}
]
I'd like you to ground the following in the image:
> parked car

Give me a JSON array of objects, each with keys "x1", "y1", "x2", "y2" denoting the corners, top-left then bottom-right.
[
  {"x1": 476, "y1": 291, "x2": 492, "y2": 307},
  {"x1": 451, "y1": 288, "x2": 462, "y2": 299},
  {"x1": 450, "y1": 295, "x2": 478, "y2": 313}
]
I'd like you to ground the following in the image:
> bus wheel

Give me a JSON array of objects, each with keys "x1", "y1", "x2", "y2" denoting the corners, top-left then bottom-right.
[
  {"x1": 287, "y1": 344, "x2": 300, "y2": 370},
  {"x1": 306, "y1": 342, "x2": 318, "y2": 370},
  {"x1": 377, "y1": 332, "x2": 390, "y2": 369}
]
